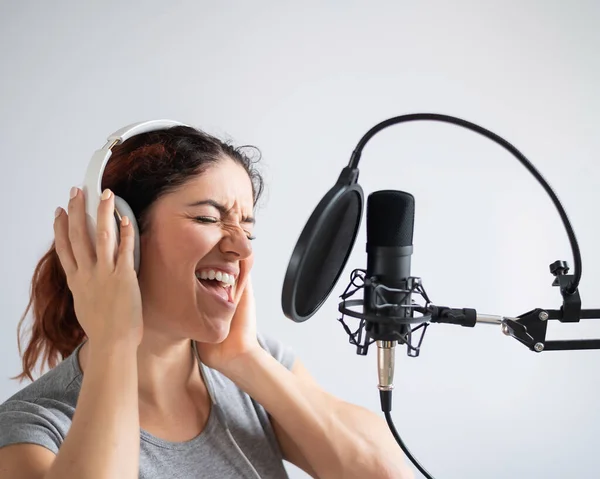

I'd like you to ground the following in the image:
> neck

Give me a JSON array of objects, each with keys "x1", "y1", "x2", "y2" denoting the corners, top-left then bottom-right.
[{"x1": 78, "y1": 330, "x2": 203, "y2": 410}]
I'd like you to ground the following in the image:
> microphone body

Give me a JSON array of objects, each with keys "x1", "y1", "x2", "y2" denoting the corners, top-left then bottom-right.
[{"x1": 364, "y1": 190, "x2": 416, "y2": 394}]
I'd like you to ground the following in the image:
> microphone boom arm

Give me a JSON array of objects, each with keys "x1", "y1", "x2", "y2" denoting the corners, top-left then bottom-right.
[
  {"x1": 433, "y1": 306, "x2": 600, "y2": 352},
  {"x1": 501, "y1": 308, "x2": 600, "y2": 352},
  {"x1": 431, "y1": 260, "x2": 600, "y2": 352}
]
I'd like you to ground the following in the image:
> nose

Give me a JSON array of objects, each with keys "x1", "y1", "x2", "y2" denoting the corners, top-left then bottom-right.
[{"x1": 219, "y1": 226, "x2": 253, "y2": 259}]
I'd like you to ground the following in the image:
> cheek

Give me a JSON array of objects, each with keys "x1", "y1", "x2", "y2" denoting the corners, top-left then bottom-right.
[
  {"x1": 178, "y1": 224, "x2": 222, "y2": 259},
  {"x1": 143, "y1": 225, "x2": 220, "y2": 270}
]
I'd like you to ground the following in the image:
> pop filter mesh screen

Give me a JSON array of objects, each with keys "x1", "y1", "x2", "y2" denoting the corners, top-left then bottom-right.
[{"x1": 295, "y1": 190, "x2": 362, "y2": 318}]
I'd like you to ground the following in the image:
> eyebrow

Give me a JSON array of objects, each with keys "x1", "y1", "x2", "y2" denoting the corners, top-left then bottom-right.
[{"x1": 187, "y1": 199, "x2": 255, "y2": 224}]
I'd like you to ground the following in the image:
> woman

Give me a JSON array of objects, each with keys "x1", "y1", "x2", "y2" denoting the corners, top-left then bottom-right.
[{"x1": 0, "y1": 124, "x2": 412, "y2": 479}]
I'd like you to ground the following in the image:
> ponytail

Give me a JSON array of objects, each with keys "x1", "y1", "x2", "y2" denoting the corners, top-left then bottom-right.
[{"x1": 13, "y1": 244, "x2": 85, "y2": 382}]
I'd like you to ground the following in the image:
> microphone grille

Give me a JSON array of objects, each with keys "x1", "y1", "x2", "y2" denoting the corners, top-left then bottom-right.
[{"x1": 367, "y1": 190, "x2": 415, "y2": 247}]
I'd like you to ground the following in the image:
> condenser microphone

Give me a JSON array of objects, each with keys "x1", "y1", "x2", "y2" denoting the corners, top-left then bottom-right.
[{"x1": 364, "y1": 190, "x2": 416, "y2": 399}]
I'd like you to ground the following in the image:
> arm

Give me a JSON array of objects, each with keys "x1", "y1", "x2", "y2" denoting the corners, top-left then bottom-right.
[
  {"x1": 0, "y1": 341, "x2": 140, "y2": 479},
  {"x1": 221, "y1": 349, "x2": 414, "y2": 479}
]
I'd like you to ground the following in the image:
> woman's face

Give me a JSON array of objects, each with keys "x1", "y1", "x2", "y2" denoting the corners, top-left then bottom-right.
[{"x1": 137, "y1": 157, "x2": 256, "y2": 343}]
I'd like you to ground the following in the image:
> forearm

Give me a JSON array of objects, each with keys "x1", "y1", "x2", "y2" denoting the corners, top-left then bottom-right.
[
  {"x1": 329, "y1": 399, "x2": 415, "y2": 479},
  {"x1": 222, "y1": 348, "x2": 412, "y2": 479},
  {"x1": 46, "y1": 340, "x2": 140, "y2": 479}
]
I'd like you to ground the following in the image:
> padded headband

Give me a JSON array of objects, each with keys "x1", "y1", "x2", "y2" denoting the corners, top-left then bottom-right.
[{"x1": 83, "y1": 119, "x2": 188, "y2": 223}]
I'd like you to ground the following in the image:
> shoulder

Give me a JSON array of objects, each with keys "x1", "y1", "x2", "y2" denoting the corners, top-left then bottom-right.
[
  {"x1": 0, "y1": 344, "x2": 83, "y2": 454},
  {"x1": 3, "y1": 342, "x2": 84, "y2": 407},
  {"x1": 0, "y1": 398, "x2": 68, "y2": 454}
]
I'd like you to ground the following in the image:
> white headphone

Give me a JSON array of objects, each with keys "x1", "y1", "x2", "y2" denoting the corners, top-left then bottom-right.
[{"x1": 82, "y1": 119, "x2": 189, "y2": 274}]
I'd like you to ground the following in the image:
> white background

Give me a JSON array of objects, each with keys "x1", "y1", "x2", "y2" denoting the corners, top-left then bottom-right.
[{"x1": 1, "y1": 1, "x2": 599, "y2": 478}]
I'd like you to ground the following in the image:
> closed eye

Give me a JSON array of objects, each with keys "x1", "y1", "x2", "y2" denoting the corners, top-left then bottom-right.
[
  {"x1": 194, "y1": 216, "x2": 218, "y2": 223},
  {"x1": 194, "y1": 216, "x2": 256, "y2": 241}
]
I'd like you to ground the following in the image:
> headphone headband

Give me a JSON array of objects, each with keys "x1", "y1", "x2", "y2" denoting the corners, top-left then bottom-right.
[
  {"x1": 106, "y1": 119, "x2": 189, "y2": 145},
  {"x1": 82, "y1": 119, "x2": 188, "y2": 223},
  {"x1": 84, "y1": 119, "x2": 188, "y2": 198}
]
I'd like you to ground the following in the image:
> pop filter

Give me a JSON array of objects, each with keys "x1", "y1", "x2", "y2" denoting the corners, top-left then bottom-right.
[{"x1": 281, "y1": 166, "x2": 364, "y2": 322}]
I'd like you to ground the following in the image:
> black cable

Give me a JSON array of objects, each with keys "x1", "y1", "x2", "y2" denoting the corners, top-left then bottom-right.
[
  {"x1": 348, "y1": 113, "x2": 581, "y2": 295},
  {"x1": 380, "y1": 390, "x2": 434, "y2": 479}
]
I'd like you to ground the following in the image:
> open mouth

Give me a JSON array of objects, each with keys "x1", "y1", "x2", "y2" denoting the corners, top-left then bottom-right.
[{"x1": 195, "y1": 269, "x2": 235, "y2": 304}]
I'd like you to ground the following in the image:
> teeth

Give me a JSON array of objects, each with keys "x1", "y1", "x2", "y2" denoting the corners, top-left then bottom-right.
[{"x1": 195, "y1": 269, "x2": 236, "y2": 287}]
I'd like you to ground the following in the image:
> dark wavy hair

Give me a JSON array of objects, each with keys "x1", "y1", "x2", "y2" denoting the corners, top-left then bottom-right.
[{"x1": 13, "y1": 125, "x2": 264, "y2": 382}]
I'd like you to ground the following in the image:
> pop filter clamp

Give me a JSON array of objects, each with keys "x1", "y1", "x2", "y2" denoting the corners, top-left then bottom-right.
[{"x1": 281, "y1": 113, "x2": 600, "y2": 478}]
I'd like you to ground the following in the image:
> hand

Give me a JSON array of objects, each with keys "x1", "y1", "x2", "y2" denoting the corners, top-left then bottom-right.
[
  {"x1": 53, "y1": 187, "x2": 143, "y2": 348},
  {"x1": 195, "y1": 265, "x2": 262, "y2": 373}
]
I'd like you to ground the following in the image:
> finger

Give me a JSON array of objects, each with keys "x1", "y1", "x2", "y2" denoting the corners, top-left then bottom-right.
[
  {"x1": 95, "y1": 189, "x2": 118, "y2": 269},
  {"x1": 240, "y1": 257, "x2": 254, "y2": 289},
  {"x1": 67, "y1": 187, "x2": 95, "y2": 269},
  {"x1": 53, "y1": 207, "x2": 77, "y2": 275},
  {"x1": 243, "y1": 270, "x2": 253, "y2": 295},
  {"x1": 115, "y1": 215, "x2": 135, "y2": 272},
  {"x1": 236, "y1": 259, "x2": 253, "y2": 301}
]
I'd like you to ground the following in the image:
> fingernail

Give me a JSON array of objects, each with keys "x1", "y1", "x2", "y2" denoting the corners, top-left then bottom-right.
[
  {"x1": 54, "y1": 207, "x2": 62, "y2": 218},
  {"x1": 122, "y1": 216, "x2": 130, "y2": 226},
  {"x1": 101, "y1": 189, "x2": 112, "y2": 201},
  {"x1": 70, "y1": 187, "x2": 78, "y2": 199}
]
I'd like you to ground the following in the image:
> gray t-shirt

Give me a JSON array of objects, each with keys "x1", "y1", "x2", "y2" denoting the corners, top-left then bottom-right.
[{"x1": 0, "y1": 333, "x2": 295, "y2": 478}]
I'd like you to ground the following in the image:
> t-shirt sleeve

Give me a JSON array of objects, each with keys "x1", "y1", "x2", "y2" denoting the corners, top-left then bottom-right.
[
  {"x1": 257, "y1": 332, "x2": 296, "y2": 371},
  {"x1": 0, "y1": 399, "x2": 64, "y2": 454}
]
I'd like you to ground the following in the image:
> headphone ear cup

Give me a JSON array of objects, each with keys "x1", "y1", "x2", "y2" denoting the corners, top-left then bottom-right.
[{"x1": 113, "y1": 195, "x2": 141, "y2": 274}]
